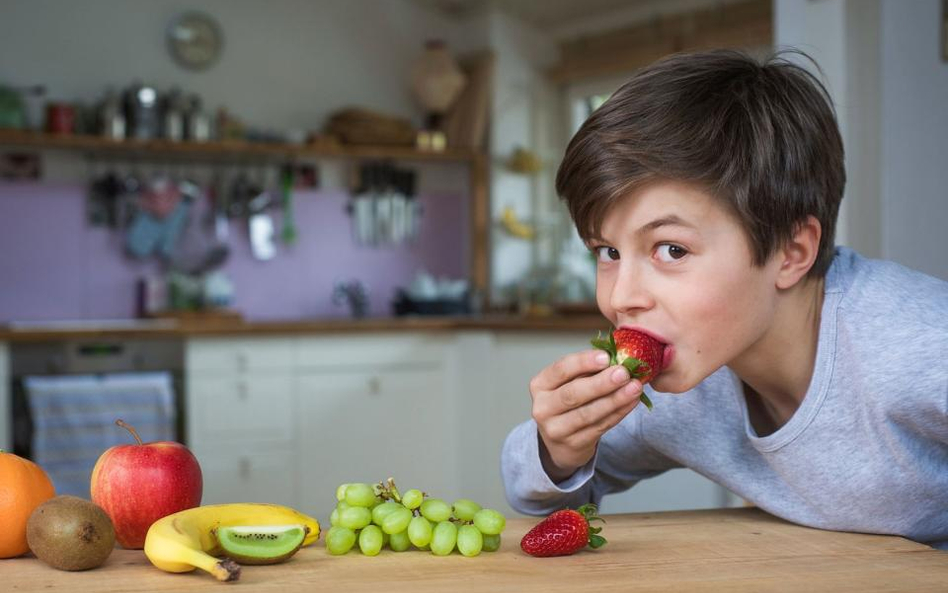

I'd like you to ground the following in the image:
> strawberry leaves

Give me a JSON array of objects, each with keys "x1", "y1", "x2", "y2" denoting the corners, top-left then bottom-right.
[
  {"x1": 578, "y1": 504, "x2": 607, "y2": 549},
  {"x1": 591, "y1": 330, "x2": 655, "y2": 411}
]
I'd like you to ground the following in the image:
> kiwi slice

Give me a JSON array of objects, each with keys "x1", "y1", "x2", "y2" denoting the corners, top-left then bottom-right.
[{"x1": 215, "y1": 524, "x2": 309, "y2": 565}]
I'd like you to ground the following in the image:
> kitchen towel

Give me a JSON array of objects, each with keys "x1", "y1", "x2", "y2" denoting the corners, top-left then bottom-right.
[{"x1": 23, "y1": 372, "x2": 176, "y2": 498}]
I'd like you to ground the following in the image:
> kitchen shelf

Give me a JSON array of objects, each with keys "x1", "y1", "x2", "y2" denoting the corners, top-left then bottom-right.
[
  {"x1": 0, "y1": 129, "x2": 478, "y2": 163},
  {"x1": 0, "y1": 129, "x2": 491, "y2": 301}
]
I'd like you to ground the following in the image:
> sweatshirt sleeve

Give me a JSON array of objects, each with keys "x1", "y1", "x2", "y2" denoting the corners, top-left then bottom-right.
[{"x1": 500, "y1": 406, "x2": 680, "y2": 516}]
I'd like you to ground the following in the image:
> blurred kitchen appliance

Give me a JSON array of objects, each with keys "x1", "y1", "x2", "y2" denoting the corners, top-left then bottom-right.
[{"x1": 9, "y1": 339, "x2": 185, "y2": 463}]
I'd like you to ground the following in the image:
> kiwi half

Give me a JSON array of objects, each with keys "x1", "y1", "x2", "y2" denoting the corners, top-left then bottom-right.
[{"x1": 215, "y1": 524, "x2": 309, "y2": 565}]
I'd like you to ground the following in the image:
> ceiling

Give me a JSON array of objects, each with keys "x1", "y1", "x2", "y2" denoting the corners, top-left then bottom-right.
[{"x1": 409, "y1": 0, "x2": 748, "y2": 40}]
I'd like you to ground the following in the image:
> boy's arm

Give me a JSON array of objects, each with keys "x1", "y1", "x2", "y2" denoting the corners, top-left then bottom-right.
[{"x1": 501, "y1": 409, "x2": 677, "y2": 516}]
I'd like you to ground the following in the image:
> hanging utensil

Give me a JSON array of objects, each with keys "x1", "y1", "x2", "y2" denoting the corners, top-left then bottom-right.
[{"x1": 280, "y1": 164, "x2": 297, "y2": 245}]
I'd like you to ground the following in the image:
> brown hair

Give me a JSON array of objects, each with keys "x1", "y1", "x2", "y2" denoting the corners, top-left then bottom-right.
[{"x1": 556, "y1": 49, "x2": 845, "y2": 278}]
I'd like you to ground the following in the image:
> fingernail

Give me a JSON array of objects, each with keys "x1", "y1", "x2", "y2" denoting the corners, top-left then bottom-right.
[
  {"x1": 611, "y1": 367, "x2": 630, "y2": 383},
  {"x1": 622, "y1": 380, "x2": 641, "y2": 395},
  {"x1": 595, "y1": 352, "x2": 610, "y2": 366}
]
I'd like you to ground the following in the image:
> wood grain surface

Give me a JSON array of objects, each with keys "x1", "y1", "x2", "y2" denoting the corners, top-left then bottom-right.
[{"x1": 6, "y1": 508, "x2": 947, "y2": 593}]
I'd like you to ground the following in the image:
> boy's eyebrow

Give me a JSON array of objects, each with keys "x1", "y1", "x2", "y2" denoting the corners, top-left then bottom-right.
[{"x1": 635, "y1": 214, "x2": 696, "y2": 236}]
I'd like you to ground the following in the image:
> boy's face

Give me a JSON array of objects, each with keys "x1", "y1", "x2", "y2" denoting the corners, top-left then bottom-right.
[{"x1": 592, "y1": 180, "x2": 784, "y2": 394}]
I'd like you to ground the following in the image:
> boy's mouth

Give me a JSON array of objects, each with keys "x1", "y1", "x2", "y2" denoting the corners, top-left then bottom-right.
[{"x1": 617, "y1": 325, "x2": 673, "y2": 372}]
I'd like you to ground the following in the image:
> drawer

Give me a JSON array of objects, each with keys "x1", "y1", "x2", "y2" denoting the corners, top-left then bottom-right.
[
  {"x1": 187, "y1": 374, "x2": 294, "y2": 443},
  {"x1": 186, "y1": 338, "x2": 294, "y2": 372},
  {"x1": 193, "y1": 445, "x2": 298, "y2": 508},
  {"x1": 295, "y1": 333, "x2": 446, "y2": 369}
]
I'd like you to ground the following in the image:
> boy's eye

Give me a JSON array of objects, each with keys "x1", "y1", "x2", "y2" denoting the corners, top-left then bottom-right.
[
  {"x1": 596, "y1": 246, "x2": 620, "y2": 262},
  {"x1": 655, "y1": 244, "x2": 688, "y2": 262}
]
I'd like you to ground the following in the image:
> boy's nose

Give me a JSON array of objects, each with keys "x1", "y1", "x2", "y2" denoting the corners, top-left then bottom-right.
[{"x1": 608, "y1": 265, "x2": 656, "y2": 314}]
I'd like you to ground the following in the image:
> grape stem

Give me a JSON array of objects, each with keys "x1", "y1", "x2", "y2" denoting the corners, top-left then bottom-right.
[{"x1": 386, "y1": 477, "x2": 402, "y2": 503}]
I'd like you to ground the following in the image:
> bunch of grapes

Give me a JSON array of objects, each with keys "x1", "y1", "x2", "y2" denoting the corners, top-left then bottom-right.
[{"x1": 325, "y1": 478, "x2": 506, "y2": 557}]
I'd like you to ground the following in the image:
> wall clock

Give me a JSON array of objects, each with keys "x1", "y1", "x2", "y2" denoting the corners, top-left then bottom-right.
[{"x1": 167, "y1": 11, "x2": 224, "y2": 71}]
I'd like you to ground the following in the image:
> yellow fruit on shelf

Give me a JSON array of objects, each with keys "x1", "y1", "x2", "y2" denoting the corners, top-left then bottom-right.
[{"x1": 500, "y1": 206, "x2": 536, "y2": 240}]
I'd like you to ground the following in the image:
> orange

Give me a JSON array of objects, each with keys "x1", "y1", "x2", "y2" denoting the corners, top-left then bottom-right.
[{"x1": 0, "y1": 450, "x2": 55, "y2": 558}]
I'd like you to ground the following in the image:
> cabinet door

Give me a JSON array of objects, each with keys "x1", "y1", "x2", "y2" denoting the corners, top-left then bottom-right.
[
  {"x1": 195, "y1": 444, "x2": 298, "y2": 508},
  {"x1": 295, "y1": 365, "x2": 453, "y2": 522},
  {"x1": 187, "y1": 374, "x2": 294, "y2": 446}
]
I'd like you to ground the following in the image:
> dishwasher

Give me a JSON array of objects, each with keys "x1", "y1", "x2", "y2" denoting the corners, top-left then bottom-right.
[{"x1": 10, "y1": 339, "x2": 184, "y2": 497}]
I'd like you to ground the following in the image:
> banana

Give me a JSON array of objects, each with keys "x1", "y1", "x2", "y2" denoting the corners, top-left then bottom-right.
[
  {"x1": 144, "y1": 503, "x2": 321, "y2": 582},
  {"x1": 501, "y1": 206, "x2": 536, "y2": 240}
]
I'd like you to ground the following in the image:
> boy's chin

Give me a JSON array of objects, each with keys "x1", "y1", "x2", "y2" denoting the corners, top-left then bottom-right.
[{"x1": 649, "y1": 373, "x2": 694, "y2": 395}]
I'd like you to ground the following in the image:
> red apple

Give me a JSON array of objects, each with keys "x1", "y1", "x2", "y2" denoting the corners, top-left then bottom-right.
[{"x1": 91, "y1": 419, "x2": 202, "y2": 549}]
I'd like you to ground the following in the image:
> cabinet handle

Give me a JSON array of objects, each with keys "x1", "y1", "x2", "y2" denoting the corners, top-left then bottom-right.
[
  {"x1": 239, "y1": 457, "x2": 251, "y2": 479},
  {"x1": 236, "y1": 352, "x2": 249, "y2": 371},
  {"x1": 368, "y1": 376, "x2": 381, "y2": 395},
  {"x1": 237, "y1": 381, "x2": 249, "y2": 401}
]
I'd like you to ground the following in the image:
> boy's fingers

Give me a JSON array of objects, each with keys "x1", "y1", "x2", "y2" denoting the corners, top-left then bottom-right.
[
  {"x1": 542, "y1": 379, "x2": 641, "y2": 441},
  {"x1": 531, "y1": 350, "x2": 611, "y2": 393},
  {"x1": 533, "y1": 364, "x2": 630, "y2": 421}
]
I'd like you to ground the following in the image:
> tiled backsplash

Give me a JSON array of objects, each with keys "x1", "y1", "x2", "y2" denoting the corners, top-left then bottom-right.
[{"x1": 0, "y1": 182, "x2": 469, "y2": 321}]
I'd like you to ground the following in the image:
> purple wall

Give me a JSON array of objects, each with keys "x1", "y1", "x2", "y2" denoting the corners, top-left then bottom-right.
[{"x1": 0, "y1": 182, "x2": 469, "y2": 321}]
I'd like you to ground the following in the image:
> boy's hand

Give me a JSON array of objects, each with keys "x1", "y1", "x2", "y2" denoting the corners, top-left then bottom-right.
[{"x1": 530, "y1": 349, "x2": 643, "y2": 482}]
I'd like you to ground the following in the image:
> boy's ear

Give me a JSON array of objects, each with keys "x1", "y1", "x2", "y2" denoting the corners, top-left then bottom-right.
[{"x1": 775, "y1": 215, "x2": 822, "y2": 290}]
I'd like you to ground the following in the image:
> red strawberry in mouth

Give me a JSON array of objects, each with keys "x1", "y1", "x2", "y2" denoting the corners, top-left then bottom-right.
[
  {"x1": 520, "y1": 504, "x2": 606, "y2": 557},
  {"x1": 591, "y1": 328, "x2": 665, "y2": 410}
]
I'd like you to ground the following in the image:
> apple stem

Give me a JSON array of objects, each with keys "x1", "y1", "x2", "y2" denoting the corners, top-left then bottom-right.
[{"x1": 115, "y1": 419, "x2": 143, "y2": 445}]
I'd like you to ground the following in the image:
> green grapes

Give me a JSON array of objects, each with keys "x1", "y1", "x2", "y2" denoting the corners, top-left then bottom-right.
[
  {"x1": 338, "y1": 506, "x2": 372, "y2": 530},
  {"x1": 389, "y1": 530, "x2": 411, "y2": 552},
  {"x1": 326, "y1": 526, "x2": 357, "y2": 555},
  {"x1": 482, "y1": 533, "x2": 501, "y2": 552},
  {"x1": 407, "y1": 516, "x2": 433, "y2": 547},
  {"x1": 344, "y1": 483, "x2": 377, "y2": 507},
  {"x1": 430, "y1": 521, "x2": 458, "y2": 556},
  {"x1": 457, "y1": 524, "x2": 484, "y2": 557},
  {"x1": 371, "y1": 501, "x2": 401, "y2": 525},
  {"x1": 420, "y1": 498, "x2": 452, "y2": 523},
  {"x1": 452, "y1": 499, "x2": 482, "y2": 522},
  {"x1": 358, "y1": 525, "x2": 383, "y2": 556},
  {"x1": 401, "y1": 489, "x2": 424, "y2": 510},
  {"x1": 381, "y1": 506, "x2": 413, "y2": 535},
  {"x1": 472, "y1": 509, "x2": 506, "y2": 535},
  {"x1": 325, "y1": 478, "x2": 507, "y2": 558}
]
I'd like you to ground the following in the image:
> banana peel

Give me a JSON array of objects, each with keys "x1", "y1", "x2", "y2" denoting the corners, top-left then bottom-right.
[
  {"x1": 143, "y1": 503, "x2": 321, "y2": 582},
  {"x1": 500, "y1": 206, "x2": 536, "y2": 240}
]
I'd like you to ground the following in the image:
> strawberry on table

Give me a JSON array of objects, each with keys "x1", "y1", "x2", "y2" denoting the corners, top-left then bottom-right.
[
  {"x1": 591, "y1": 328, "x2": 665, "y2": 410},
  {"x1": 520, "y1": 504, "x2": 606, "y2": 557}
]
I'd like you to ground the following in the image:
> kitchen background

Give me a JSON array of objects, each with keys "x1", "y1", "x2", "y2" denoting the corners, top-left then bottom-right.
[{"x1": 0, "y1": 0, "x2": 945, "y2": 521}]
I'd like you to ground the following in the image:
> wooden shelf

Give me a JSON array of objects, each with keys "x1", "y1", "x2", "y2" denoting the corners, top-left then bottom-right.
[{"x1": 0, "y1": 129, "x2": 479, "y2": 163}]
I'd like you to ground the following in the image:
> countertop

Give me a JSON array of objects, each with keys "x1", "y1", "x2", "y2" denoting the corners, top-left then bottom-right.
[
  {"x1": 5, "y1": 508, "x2": 947, "y2": 592},
  {"x1": 0, "y1": 314, "x2": 607, "y2": 343}
]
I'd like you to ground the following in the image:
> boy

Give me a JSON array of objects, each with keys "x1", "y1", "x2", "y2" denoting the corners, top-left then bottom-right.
[{"x1": 501, "y1": 49, "x2": 948, "y2": 549}]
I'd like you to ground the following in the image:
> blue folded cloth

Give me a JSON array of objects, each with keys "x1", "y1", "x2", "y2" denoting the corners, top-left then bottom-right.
[{"x1": 24, "y1": 372, "x2": 176, "y2": 498}]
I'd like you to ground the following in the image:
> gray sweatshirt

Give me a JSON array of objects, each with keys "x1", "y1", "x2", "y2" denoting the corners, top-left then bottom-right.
[{"x1": 501, "y1": 248, "x2": 948, "y2": 549}]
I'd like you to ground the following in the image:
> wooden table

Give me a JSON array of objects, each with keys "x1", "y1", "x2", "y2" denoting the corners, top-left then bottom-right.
[{"x1": 5, "y1": 508, "x2": 947, "y2": 592}]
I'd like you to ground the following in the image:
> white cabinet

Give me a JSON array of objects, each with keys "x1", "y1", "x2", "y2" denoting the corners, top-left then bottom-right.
[
  {"x1": 295, "y1": 364, "x2": 453, "y2": 521},
  {"x1": 198, "y1": 443, "x2": 298, "y2": 508},
  {"x1": 185, "y1": 333, "x2": 454, "y2": 524},
  {"x1": 185, "y1": 337, "x2": 297, "y2": 507}
]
